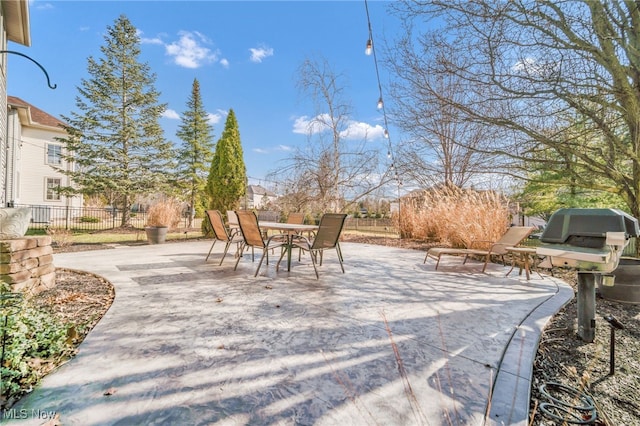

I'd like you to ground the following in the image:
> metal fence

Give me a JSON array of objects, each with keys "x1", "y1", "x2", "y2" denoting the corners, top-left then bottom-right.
[
  {"x1": 21, "y1": 205, "x2": 398, "y2": 235},
  {"x1": 21, "y1": 204, "x2": 197, "y2": 232},
  {"x1": 343, "y1": 217, "x2": 397, "y2": 235},
  {"x1": 18, "y1": 204, "x2": 637, "y2": 256}
]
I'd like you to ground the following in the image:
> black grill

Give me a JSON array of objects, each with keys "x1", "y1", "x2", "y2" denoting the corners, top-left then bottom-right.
[
  {"x1": 537, "y1": 208, "x2": 639, "y2": 272},
  {"x1": 541, "y1": 208, "x2": 639, "y2": 246}
]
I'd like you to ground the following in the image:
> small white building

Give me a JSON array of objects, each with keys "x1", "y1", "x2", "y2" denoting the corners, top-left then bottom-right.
[
  {"x1": 245, "y1": 184, "x2": 278, "y2": 209},
  {"x1": 6, "y1": 96, "x2": 81, "y2": 220}
]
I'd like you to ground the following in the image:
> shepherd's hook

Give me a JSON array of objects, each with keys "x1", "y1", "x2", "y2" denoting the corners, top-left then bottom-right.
[{"x1": 1, "y1": 50, "x2": 57, "y2": 89}]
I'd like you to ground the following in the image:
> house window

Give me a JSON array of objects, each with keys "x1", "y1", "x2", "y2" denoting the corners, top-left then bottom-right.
[
  {"x1": 46, "y1": 178, "x2": 61, "y2": 201},
  {"x1": 47, "y1": 144, "x2": 62, "y2": 165}
]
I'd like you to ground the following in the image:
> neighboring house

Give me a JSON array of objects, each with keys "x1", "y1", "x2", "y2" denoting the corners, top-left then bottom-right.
[
  {"x1": 1, "y1": 0, "x2": 31, "y2": 207},
  {"x1": 244, "y1": 184, "x2": 278, "y2": 209},
  {"x1": 6, "y1": 96, "x2": 81, "y2": 220}
]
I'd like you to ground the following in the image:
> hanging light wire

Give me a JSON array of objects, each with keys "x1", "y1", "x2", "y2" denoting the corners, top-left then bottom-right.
[{"x1": 364, "y1": 0, "x2": 401, "y2": 187}]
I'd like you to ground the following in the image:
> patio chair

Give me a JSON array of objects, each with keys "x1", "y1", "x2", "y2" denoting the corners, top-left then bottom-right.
[
  {"x1": 205, "y1": 210, "x2": 244, "y2": 265},
  {"x1": 424, "y1": 226, "x2": 535, "y2": 271},
  {"x1": 272, "y1": 212, "x2": 306, "y2": 241},
  {"x1": 287, "y1": 213, "x2": 347, "y2": 279},
  {"x1": 226, "y1": 210, "x2": 240, "y2": 231},
  {"x1": 234, "y1": 210, "x2": 287, "y2": 277},
  {"x1": 286, "y1": 212, "x2": 305, "y2": 224}
]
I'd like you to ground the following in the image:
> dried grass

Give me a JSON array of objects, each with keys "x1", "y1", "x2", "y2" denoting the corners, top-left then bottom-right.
[
  {"x1": 46, "y1": 227, "x2": 74, "y2": 248},
  {"x1": 146, "y1": 198, "x2": 182, "y2": 228},
  {"x1": 395, "y1": 187, "x2": 511, "y2": 248}
]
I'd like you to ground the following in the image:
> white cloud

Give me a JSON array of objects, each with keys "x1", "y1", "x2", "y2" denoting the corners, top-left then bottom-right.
[
  {"x1": 220, "y1": 58, "x2": 230, "y2": 68},
  {"x1": 340, "y1": 121, "x2": 386, "y2": 140},
  {"x1": 162, "y1": 109, "x2": 180, "y2": 120},
  {"x1": 141, "y1": 36, "x2": 164, "y2": 45},
  {"x1": 277, "y1": 145, "x2": 293, "y2": 151},
  {"x1": 512, "y1": 57, "x2": 537, "y2": 73},
  {"x1": 207, "y1": 112, "x2": 223, "y2": 125},
  {"x1": 292, "y1": 115, "x2": 384, "y2": 140},
  {"x1": 165, "y1": 31, "x2": 218, "y2": 68},
  {"x1": 292, "y1": 114, "x2": 331, "y2": 135},
  {"x1": 249, "y1": 45, "x2": 274, "y2": 63},
  {"x1": 512, "y1": 56, "x2": 557, "y2": 78},
  {"x1": 35, "y1": 2, "x2": 54, "y2": 10},
  {"x1": 253, "y1": 148, "x2": 269, "y2": 154}
]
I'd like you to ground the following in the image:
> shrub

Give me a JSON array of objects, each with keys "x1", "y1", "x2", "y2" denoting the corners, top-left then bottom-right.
[
  {"x1": 45, "y1": 227, "x2": 74, "y2": 248},
  {"x1": 0, "y1": 289, "x2": 71, "y2": 407},
  {"x1": 395, "y1": 186, "x2": 511, "y2": 247},
  {"x1": 79, "y1": 216, "x2": 100, "y2": 223},
  {"x1": 146, "y1": 198, "x2": 182, "y2": 228}
]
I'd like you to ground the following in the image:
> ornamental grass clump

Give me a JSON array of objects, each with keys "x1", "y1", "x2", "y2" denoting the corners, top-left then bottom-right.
[
  {"x1": 396, "y1": 186, "x2": 511, "y2": 248},
  {"x1": 146, "y1": 198, "x2": 182, "y2": 229}
]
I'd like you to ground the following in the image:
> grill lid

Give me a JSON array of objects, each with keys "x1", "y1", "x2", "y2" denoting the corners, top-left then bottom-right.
[{"x1": 540, "y1": 208, "x2": 639, "y2": 246}]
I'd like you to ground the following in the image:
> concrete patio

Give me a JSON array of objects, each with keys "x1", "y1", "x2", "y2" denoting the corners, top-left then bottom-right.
[{"x1": 7, "y1": 240, "x2": 573, "y2": 425}]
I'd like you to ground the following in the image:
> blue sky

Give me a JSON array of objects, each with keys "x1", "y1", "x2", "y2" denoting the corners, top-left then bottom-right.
[{"x1": 8, "y1": 0, "x2": 401, "y2": 187}]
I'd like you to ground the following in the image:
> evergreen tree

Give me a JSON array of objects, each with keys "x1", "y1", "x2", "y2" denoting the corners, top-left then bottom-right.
[
  {"x1": 58, "y1": 15, "x2": 174, "y2": 227},
  {"x1": 176, "y1": 79, "x2": 215, "y2": 227},
  {"x1": 206, "y1": 109, "x2": 247, "y2": 214}
]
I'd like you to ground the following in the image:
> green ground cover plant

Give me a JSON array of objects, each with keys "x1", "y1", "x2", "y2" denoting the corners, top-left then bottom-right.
[{"x1": 0, "y1": 290, "x2": 72, "y2": 408}]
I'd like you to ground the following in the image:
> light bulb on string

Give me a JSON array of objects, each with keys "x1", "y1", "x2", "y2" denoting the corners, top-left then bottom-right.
[
  {"x1": 387, "y1": 150, "x2": 391, "y2": 159},
  {"x1": 365, "y1": 39, "x2": 373, "y2": 55},
  {"x1": 377, "y1": 97, "x2": 383, "y2": 109},
  {"x1": 384, "y1": 129, "x2": 389, "y2": 138}
]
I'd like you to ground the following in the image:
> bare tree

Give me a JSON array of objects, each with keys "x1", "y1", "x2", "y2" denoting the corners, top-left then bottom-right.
[
  {"x1": 391, "y1": 0, "x2": 640, "y2": 219},
  {"x1": 275, "y1": 56, "x2": 392, "y2": 213},
  {"x1": 387, "y1": 30, "x2": 501, "y2": 188}
]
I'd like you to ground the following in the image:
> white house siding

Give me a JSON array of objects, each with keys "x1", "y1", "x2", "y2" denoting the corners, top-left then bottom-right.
[
  {"x1": 1, "y1": 0, "x2": 32, "y2": 206},
  {"x1": 5, "y1": 107, "x2": 20, "y2": 202},
  {"x1": 246, "y1": 184, "x2": 278, "y2": 209},
  {"x1": 1, "y1": 14, "x2": 8, "y2": 206},
  {"x1": 16, "y1": 125, "x2": 81, "y2": 212}
]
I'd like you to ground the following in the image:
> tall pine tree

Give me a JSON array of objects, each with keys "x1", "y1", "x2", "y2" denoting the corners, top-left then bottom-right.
[
  {"x1": 206, "y1": 109, "x2": 247, "y2": 214},
  {"x1": 176, "y1": 79, "x2": 215, "y2": 227},
  {"x1": 58, "y1": 15, "x2": 174, "y2": 227}
]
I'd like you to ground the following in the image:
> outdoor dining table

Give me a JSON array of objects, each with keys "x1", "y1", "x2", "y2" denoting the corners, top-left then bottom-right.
[{"x1": 258, "y1": 221, "x2": 319, "y2": 271}]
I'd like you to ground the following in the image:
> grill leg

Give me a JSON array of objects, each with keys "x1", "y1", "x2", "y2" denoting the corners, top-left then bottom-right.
[{"x1": 577, "y1": 272, "x2": 597, "y2": 343}]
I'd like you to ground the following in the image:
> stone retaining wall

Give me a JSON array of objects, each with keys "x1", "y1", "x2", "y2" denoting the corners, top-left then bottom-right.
[{"x1": 0, "y1": 236, "x2": 55, "y2": 295}]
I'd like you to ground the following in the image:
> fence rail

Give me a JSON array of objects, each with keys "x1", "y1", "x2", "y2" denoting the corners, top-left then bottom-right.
[
  {"x1": 20, "y1": 204, "x2": 634, "y2": 255},
  {"x1": 21, "y1": 205, "x2": 399, "y2": 235},
  {"x1": 20, "y1": 204, "x2": 196, "y2": 232}
]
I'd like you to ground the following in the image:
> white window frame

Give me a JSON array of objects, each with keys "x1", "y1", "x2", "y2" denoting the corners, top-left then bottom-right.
[
  {"x1": 46, "y1": 143, "x2": 63, "y2": 165},
  {"x1": 45, "y1": 177, "x2": 62, "y2": 201}
]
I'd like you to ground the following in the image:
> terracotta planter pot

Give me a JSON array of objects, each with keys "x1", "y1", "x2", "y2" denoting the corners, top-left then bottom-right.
[
  {"x1": 145, "y1": 226, "x2": 168, "y2": 244},
  {"x1": 598, "y1": 258, "x2": 640, "y2": 304}
]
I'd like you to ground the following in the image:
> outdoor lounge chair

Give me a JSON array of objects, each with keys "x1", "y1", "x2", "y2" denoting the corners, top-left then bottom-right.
[
  {"x1": 205, "y1": 210, "x2": 244, "y2": 265},
  {"x1": 287, "y1": 213, "x2": 347, "y2": 279},
  {"x1": 234, "y1": 210, "x2": 287, "y2": 277},
  {"x1": 424, "y1": 226, "x2": 535, "y2": 271}
]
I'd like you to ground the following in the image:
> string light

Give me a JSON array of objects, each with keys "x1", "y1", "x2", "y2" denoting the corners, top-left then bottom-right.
[
  {"x1": 365, "y1": 0, "x2": 402, "y2": 233},
  {"x1": 364, "y1": 0, "x2": 397, "y2": 184}
]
